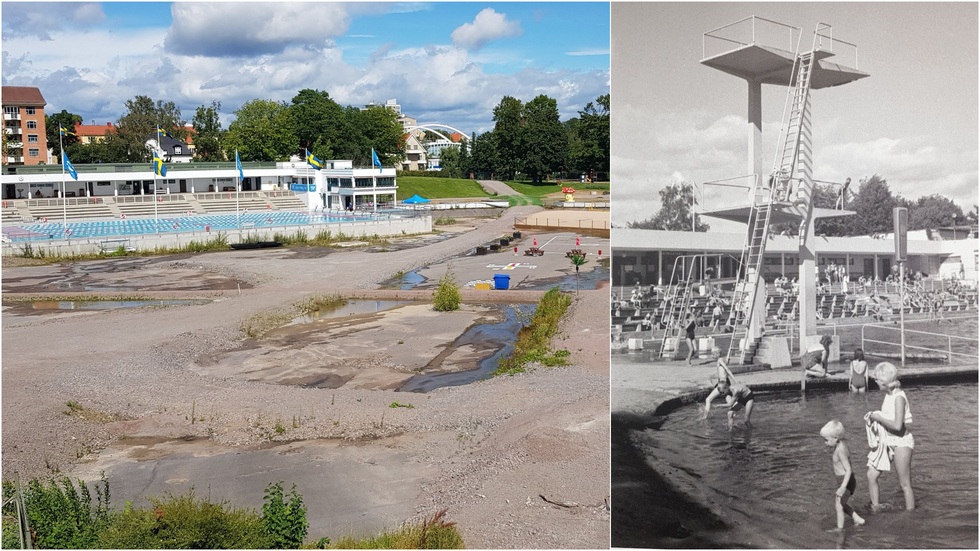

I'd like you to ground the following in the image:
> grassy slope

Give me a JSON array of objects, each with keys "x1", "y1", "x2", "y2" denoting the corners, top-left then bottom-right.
[{"x1": 395, "y1": 177, "x2": 488, "y2": 200}]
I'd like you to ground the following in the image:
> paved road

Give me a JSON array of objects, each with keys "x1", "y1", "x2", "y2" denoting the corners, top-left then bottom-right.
[{"x1": 477, "y1": 179, "x2": 520, "y2": 196}]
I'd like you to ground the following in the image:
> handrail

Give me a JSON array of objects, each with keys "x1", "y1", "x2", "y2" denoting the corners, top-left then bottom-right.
[
  {"x1": 860, "y1": 317, "x2": 978, "y2": 363},
  {"x1": 703, "y1": 16, "x2": 802, "y2": 60}
]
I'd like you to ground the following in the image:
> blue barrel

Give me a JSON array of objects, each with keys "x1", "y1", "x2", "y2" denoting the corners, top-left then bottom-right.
[{"x1": 493, "y1": 274, "x2": 510, "y2": 290}]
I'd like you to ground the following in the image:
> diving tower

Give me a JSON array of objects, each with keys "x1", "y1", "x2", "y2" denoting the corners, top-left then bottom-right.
[{"x1": 699, "y1": 16, "x2": 869, "y2": 365}]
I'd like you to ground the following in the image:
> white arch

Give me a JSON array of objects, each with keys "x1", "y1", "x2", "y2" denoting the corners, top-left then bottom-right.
[{"x1": 405, "y1": 124, "x2": 471, "y2": 141}]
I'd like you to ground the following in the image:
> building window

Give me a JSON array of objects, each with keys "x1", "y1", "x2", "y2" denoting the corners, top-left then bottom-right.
[
  {"x1": 27, "y1": 134, "x2": 38, "y2": 143},
  {"x1": 25, "y1": 107, "x2": 35, "y2": 115},
  {"x1": 4, "y1": 106, "x2": 19, "y2": 116},
  {"x1": 174, "y1": 146, "x2": 181, "y2": 155},
  {"x1": 28, "y1": 148, "x2": 39, "y2": 157},
  {"x1": 26, "y1": 120, "x2": 36, "y2": 129}
]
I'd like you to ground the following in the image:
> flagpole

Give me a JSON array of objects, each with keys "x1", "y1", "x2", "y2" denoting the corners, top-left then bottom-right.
[
  {"x1": 60, "y1": 130, "x2": 67, "y2": 231},
  {"x1": 153, "y1": 164, "x2": 159, "y2": 230},
  {"x1": 236, "y1": 152, "x2": 241, "y2": 230}
]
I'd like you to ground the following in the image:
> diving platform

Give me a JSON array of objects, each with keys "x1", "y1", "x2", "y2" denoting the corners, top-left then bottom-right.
[
  {"x1": 701, "y1": 44, "x2": 868, "y2": 89},
  {"x1": 703, "y1": 204, "x2": 856, "y2": 226}
]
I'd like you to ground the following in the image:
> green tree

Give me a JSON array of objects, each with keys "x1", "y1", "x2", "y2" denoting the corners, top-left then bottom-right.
[
  {"x1": 289, "y1": 89, "x2": 344, "y2": 161},
  {"x1": 354, "y1": 105, "x2": 406, "y2": 168},
  {"x1": 567, "y1": 94, "x2": 609, "y2": 178},
  {"x1": 523, "y1": 95, "x2": 568, "y2": 182},
  {"x1": 469, "y1": 131, "x2": 497, "y2": 178},
  {"x1": 114, "y1": 95, "x2": 187, "y2": 162},
  {"x1": 628, "y1": 181, "x2": 709, "y2": 231},
  {"x1": 909, "y1": 194, "x2": 965, "y2": 231},
  {"x1": 848, "y1": 175, "x2": 898, "y2": 236},
  {"x1": 191, "y1": 100, "x2": 225, "y2": 162},
  {"x1": 491, "y1": 96, "x2": 525, "y2": 180},
  {"x1": 440, "y1": 144, "x2": 463, "y2": 178},
  {"x1": 224, "y1": 99, "x2": 296, "y2": 162},
  {"x1": 45, "y1": 109, "x2": 83, "y2": 162}
]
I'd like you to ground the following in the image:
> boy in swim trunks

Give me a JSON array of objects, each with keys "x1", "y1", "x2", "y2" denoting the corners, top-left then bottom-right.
[{"x1": 821, "y1": 420, "x2": 866, "y2": 530}]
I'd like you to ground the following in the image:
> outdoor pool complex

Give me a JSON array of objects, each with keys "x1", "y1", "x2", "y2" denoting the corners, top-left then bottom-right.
[
  {"x1": 634, "y1": 382, "x2": 978, "y2": 549},
  {"x1": 1, "y1": 211, "x2": 386, "y2": 242}
]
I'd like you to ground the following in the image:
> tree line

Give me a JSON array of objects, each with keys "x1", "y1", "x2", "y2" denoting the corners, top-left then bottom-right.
[
  {"x1": 45, "y1": 91, "x2": 610, "y2": 181},
  {"x1": 631, "y1": 175, "x2": 977, "y2": 235},
  {"x1": 439, "y1": 94, "x2": 609, "y2": 182}
]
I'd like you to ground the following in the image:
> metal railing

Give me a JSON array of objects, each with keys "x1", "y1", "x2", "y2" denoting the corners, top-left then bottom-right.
[
  {"x1": 861, "y1": 317, "x2": 978, "y2": 363},
  {"x1": 703, "y1": 15, "x2": 802, "y2": 60}
]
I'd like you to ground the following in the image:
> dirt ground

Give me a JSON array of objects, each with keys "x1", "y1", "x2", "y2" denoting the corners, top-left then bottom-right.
[{"x1": 1, "y1": 206, "x2": 611, "y2": 548}]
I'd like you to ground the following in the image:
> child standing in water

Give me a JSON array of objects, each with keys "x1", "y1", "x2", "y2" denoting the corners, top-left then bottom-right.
[
  {"x1": 865, "y1": 362, "x2": 915, "y2": 511},
  {"x1": 820, "y1": 420, "x2": 866, "y2": 530},
  {"x1": 848, "y1": 349, "x2": 869, "y2": 392},
  {"x1": 701, "y1": 358, "x2": 754, "y2": 429},
  {"x1": 820, "y1": 419, "x2": 864, "y2": 530}
]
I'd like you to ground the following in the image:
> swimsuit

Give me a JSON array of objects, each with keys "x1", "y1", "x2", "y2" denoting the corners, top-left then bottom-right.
[
  {"x1": 839, "y1": 472, "x2": 856, "y2": 496},
  {"x1": 686, "y1": 321, "x2": 696, "y2": 340},
  {"x1": 719, "y1": 383, "x2": 754, "y2": 406},
  {"x1": 880, "y1": 390, "x2": 914, "y2": 449},
  {"x1": 850, "y1": 361, "x2": 867, "y2": 388}
]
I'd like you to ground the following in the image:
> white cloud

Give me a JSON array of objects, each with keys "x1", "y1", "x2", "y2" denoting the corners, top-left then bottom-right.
[
  {"x1": 450, "y1": 8, "x2": 523, "y2": 51},
  {"x1": 1, "y1": 2, "x2": 105, "y2": 40},
  {"x1": 165, "y1": 3, "x2": 352, "y2": 57}
]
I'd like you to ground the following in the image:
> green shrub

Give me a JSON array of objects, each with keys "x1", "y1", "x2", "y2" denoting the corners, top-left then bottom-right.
[
  {"x1": 494, "y1": 288, "x2": 572, "y2": 375},
  {"x1": 99, "y1": 489, "x2": 270, "y2": 549},
  {"x1": 2, "y1": 474, "x2": 111, "y2": 549},
  {"x1": 432, "y1": 270, "x2": 461, "y2": 312},
  {"x1": 262, "y1": 481, "x2": 308, "y2": 549},
  {"x1": 325, "y1": 508, "x2": 462, "y2": 549}
]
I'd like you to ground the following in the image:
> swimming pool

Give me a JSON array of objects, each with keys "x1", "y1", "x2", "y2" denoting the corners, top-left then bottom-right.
[
  {"x1": 1, "y1": 211, "x2": 386, "y2": 242},
  {"x1": 628, "y1": 382, "x2": 978, "y2": 548}
]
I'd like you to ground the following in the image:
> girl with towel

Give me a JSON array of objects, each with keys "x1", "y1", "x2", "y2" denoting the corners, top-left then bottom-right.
[
  {"x1": 820, "y1": 420, "x2": 866, "y2": 530},
  {"x1": 864, "y1": 362, "x2": 915, "y2": 511}
]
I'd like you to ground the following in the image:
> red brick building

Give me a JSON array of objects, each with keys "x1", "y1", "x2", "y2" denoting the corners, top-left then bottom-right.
[{"x1": 2, "y1": 86, "x2": 48, "y2": 166}]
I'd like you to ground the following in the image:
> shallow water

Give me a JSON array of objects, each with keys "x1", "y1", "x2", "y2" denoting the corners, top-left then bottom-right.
[
  {"x1": 286, "y1": 299, "x2": 410, "y2": 325},
  {"x1": 397, "y1": 304, "x2": 534, "y2": 393},
  {"x1": 632, "y1": 383, "x2": 978, "y2": 548}
]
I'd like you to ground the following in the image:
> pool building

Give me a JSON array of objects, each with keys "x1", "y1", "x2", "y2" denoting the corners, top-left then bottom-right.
[{"x1": 1, "y1": 158, "x2": 396, "y2": 213}]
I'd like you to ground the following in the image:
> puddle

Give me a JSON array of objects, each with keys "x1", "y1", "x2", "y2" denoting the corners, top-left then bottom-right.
[
  {"x1": 525, "y1": 265, "x2": 609, "y2": 292},
  {"x1": 287, "y1": 299, "x2": 413, "y2": 325},
  {"x1": 379, "y1": 271, "x2": 426, "y2": 290},
  {"x1": 397, "y1": 304, "x2": 535, "y2": 393},
  {"x1": 32, "y1": 299, "x2": 211, "y2": 311}
]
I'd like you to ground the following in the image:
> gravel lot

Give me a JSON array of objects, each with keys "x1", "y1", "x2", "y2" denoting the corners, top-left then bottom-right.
[{"x1": 1, "y1": 205, "x2": 610, "y2": 548}]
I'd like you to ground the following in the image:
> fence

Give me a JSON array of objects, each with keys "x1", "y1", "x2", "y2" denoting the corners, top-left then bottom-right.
[{"x1": 861, "y1": 316, "x2": 978, "y2": 364}]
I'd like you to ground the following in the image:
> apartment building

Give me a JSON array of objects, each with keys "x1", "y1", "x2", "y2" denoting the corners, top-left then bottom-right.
[{"x1": 2, "y1": 86, "x2": 49, "y2": 166}]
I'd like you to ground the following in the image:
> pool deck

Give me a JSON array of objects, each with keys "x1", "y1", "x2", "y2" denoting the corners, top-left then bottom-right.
[{"x1": 613, "y1": 355, "x2": 979, "y2": 421}]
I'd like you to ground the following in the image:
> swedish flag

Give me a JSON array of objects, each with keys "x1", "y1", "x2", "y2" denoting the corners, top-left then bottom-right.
[
  {"x1": 59, "y1": 124, "x2": 76, "y2": 137},
  {"x1": 153, "y1": 151, "x2": 167, "y2": 177},
  {"x1": 156, "y1": 125, "x2": 172, "y2": 141},
  {"x1": 306, "y1": 148, "x2": 323, "y2": 170}
]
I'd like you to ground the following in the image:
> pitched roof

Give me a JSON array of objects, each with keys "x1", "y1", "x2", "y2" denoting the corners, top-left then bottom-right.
[
  {"x1": 74, "y1": 122, "x2": 117, "y2": 137},
  {"x1": 2, "y1": 86, "x2": 46, "y2": 106}
]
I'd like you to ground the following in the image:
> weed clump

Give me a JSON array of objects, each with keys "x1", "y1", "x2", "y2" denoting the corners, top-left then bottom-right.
[{"x1": 432, "y1": 270, "x2": 461, "y2": 312}]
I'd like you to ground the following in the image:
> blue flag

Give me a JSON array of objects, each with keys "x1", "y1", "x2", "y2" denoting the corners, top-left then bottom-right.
[
  {"x1": 63, "y1": 154, "x2": 78, "y2": 180},
  {"x1": 372, "y1": 148, "x2": 382, "y2": 172},
  {"x1": 306, "y1": 148, "x2": 323, "y2": 170},
  {"x1": 235, "y1": 150, "x2": 244, "y2": 180},
  {"x1": 153, "y1": 151, "x2": 167, "y2": 177},
  {"x1": 156, "y1": 125, "x2": 171, "y2": 141}
]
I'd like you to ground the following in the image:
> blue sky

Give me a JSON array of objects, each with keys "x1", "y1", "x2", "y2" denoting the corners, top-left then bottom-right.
[
  {"x1": 612, "y1": 3, "x2": 978, "y2": 231},
  {"x1": 2, "y1": 2, "x2": 610, "y2": 135}
]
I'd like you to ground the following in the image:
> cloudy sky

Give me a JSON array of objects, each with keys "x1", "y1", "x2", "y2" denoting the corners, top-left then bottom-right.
[
  {"x1": 612, "y1": 3, "x2": 978, "y2": 231},
  {"x1": 2, "y1": 2, "x2": 610, "y2": 135}
]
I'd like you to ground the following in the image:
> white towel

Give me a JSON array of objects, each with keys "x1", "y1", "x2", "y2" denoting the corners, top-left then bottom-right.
[{"x1": 866, "y1": 417, "x2": 892, "y2": 471}]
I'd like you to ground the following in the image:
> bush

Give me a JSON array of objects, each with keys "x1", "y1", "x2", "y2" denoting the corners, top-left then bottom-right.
[
  {"x1": 99, "y1": 490, "x2": 270, "y2": 549},
  {"x1": 325, "y1": 508, "x2": 463, "y2": 549},
  {"x1": 494, "y1": 288, "x2": 572, "y2": 375},
  {"x1": 262, "y1": 481, "x2": 308, "y2": 549},
  {"x1": 1, "y1": 474, "x2": 111, "y2": 549},
  {"x1": 432, "y1": 270, "x2": 461, "y2": 312}
]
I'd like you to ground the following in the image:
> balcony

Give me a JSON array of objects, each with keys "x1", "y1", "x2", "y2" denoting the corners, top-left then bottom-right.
[{"x1": 4, "y1": 113, "x2": 21, "y2": 121}]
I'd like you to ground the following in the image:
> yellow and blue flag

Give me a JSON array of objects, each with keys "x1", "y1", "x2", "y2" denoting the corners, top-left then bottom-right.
[
  {"x1": 59, "y1": 124, "x2": 76, "y2": 137},
  {"x1": 152, "y1": 151, "x2": 167, "y2": 177},
  {"x1": 156, "y1": 125, "x2": 172, "y2": 141},
  {"x1": 235, "y1": 150, "x2": 244, "y2": 180},
  {"x1": 372, "y1": 148, "x2": 382, "y2": 172},
  {"x1": 306, "y1": 148, "x2": 323, "y2": 170},
  {"x1": 63, "y1": 154, "x2": 78, "y2": 180}
]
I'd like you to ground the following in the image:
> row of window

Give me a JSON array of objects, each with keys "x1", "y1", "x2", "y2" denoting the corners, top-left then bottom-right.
[{"x1": 4, "y1": 106, "x2": 37, "y2": 115}]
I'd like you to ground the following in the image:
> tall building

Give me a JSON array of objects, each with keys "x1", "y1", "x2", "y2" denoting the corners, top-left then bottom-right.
[{"x1": 2, "y1": 86, "x2": 49, "y2": 166}]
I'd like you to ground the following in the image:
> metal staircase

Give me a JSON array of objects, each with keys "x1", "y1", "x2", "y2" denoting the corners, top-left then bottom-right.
[
  {"x1": 725, "y1": 24, "x2": 824, "y2": 365},
  {"x1": 658, "y1": 255, "x2": 703, "y2": 359}
]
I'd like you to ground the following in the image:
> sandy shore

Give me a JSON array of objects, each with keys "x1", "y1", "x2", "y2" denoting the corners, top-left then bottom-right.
[{"x1": 2, "y1": 206, "x2": 611, "y2": 548}]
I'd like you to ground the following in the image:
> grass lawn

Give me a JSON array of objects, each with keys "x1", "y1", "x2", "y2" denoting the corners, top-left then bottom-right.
[{"x1": 396, "y1": 176, "x2": 488, "y2": 200}]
